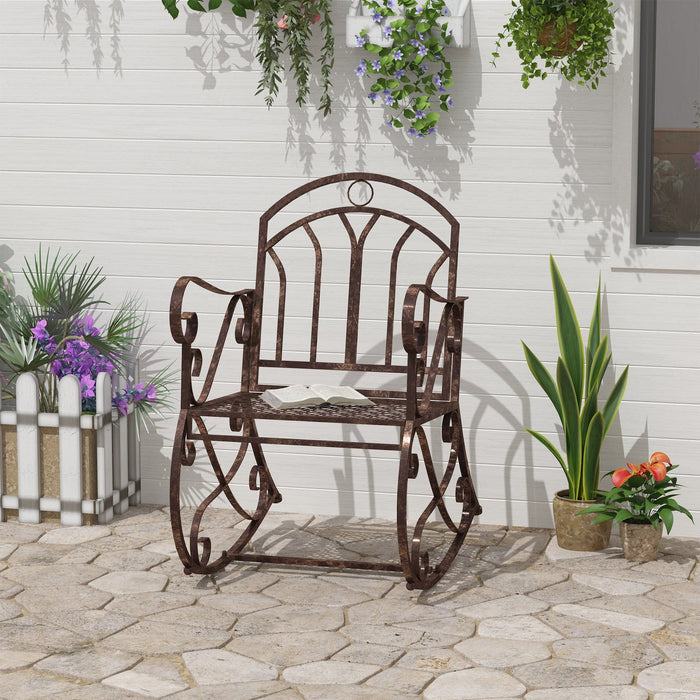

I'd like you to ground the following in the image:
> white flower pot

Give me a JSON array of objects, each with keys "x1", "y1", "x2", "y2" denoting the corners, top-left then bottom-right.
[{"x1": 346, "y1": 0, "x2": 470, "y2": 49}]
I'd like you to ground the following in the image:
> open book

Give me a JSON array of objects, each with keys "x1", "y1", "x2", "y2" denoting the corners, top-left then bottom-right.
[{"x1": 260, "y1": 384, "x2": 375, "y2": 410}]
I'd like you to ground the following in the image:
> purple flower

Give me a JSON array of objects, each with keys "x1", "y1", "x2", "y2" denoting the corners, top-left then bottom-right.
[
  {"x1": 395, "y1": 69, "x2": 405, "y2": 78},
  {"x1": 415, "y1": 109, "x2": 425, "y2": 118},
  {"x1": 31, "y1": 319, "x2": 50, "y2": 342},
  {"x1": 417, "y1": 44, "x2": 428, "y2": 56},
  {"x1": 447, "y1": 96, "x2": 453, "y2": 107},
  {"x1": 368, "y1": 91, "x2": 378, "y2": 101},
  {"x1": 408, "y1": 127, "x2": 417, "y2": 135},
  {"x1": 434, "y1": 76, "x2": 442, "y2": 86},
  {"x1": 372, "y1": 11, "x2": 382, "y2": 22},
  {"x1": 372, "y1": 60, "x2": 382, "y2": 70},
  {"x1": 416, "y1": 5, "x2": 424, "y2": 14},
  {"x1": 392, "y1": 48, "x2": 403, "y2": 60},
  {"x1": 384, "y1": 25, "x2": 393, "y2": 38},
  {"x1": 385, "y1": 95, "x2": 396, "y2": 106},
  {"x1": 355, "y1": 61, "x2": 367, "y2": 76},
  {"x1": 355, "y1": 34, "x2": 367, "y2": 47},
  {"x1": 80, "y1": 374, "x2": 96, "y2": 399},
  {"x1": 426, "y1": 126, "x2": 436, "y2": 134},
  {"x1": 693, "y1": 150, "x2": 700, "y2": 170}
]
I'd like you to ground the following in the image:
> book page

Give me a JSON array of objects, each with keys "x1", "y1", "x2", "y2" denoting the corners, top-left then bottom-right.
[
  {"x1": 260, "y1": 385, "x2": 325, "y2": 409},
  {"x1": 309, "y1": 385, "x2": 374, "y2": 406}
]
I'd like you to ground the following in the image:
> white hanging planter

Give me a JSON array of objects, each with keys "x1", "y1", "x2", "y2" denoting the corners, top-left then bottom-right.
[{"x1": 346, "y1": 0, "x2": 470, "y2": 49}]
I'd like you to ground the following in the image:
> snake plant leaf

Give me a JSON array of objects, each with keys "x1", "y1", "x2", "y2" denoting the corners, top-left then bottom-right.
[
  {"x1": 587, "y1": 335, "x2": 610, "y2": 395},
  {"x1": 585, "y1": 275, "x2": 602, "y2": 396},
  {"x1": 557, "y1": 358, "x2": 582, "y2": 498},
  {"x1": 550, "y1": 255, "x2": 585, "y2": 405},
  {"x1": 526, "y1": 429, "x2": 571, "y2": 491},
  {"x1": 581, "y1": 411, "x2": 604, "y2": 500},
  {"x1": 601, "y1": 365, "x2": 629, "y2": 437},
  {"x1": 579, "y1": 384, "x2": 599, "y2": 451},
  {"x1": 161, "y1": 0, "x2": 179, "y2": 18},
  {"x1": 522, "y1": 341, "x2": 562, "y2": 422}
]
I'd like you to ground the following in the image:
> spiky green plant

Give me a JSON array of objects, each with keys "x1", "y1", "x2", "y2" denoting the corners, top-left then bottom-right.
[{"x1": 522, "y1": 256, "x2": 629, "y2": 501}]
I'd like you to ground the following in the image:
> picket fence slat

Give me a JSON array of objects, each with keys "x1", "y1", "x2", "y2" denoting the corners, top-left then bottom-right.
[{"x1": 0, "y1": 371, "x2": 140, "y2": 525}]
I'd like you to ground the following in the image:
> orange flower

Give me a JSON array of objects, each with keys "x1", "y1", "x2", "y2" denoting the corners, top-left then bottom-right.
[{"x1": 612, "y1": 452, "x2": 671, "y2": 487}]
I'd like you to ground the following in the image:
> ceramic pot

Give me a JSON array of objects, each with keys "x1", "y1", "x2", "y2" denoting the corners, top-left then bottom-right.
[
  {"x1": 619, "y1": 521, "x2": 663, "y2": 562},
  {"x1": 552, "y1": 489, "x2": 612, "y2": 551},
  {"x1": 538, "y1": 20, "x2": 582, "y2": 56}
]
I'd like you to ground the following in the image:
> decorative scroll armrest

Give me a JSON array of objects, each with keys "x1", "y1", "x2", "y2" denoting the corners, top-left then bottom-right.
[
  {"x1": 402, "y1": 284, "x2": 467, "y2": 417},
  {"x1": 170, "y1": 276, "x2": 255, "y2": 407}
]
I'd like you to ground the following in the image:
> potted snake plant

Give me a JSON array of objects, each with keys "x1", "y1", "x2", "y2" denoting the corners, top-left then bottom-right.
[
  {"x1": 523, "y1": 256, "x2": 628, "y2": 550},
  {"x1": 492, "y1": 0, "x2": 615, "y2": 89}
]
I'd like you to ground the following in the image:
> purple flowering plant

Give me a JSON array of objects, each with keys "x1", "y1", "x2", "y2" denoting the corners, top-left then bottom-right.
[
  {"x1": 355, "y1": 0, "x2": 454, "y2": 136},
  {"x1": 0, "y1": 248, "x2": 171, "y2": 427}
]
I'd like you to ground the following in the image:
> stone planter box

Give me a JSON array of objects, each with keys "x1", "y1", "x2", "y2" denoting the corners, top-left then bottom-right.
[
  {"x1": 346, "y1": 0, "x2": 471, "y2": 48},
  {"x1": 0, "y1": 372, "x2": 139, "y2": 525}
]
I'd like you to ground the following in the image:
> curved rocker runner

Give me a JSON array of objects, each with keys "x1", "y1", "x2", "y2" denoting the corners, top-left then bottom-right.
[{"x1": 169, "y1": 172, "x2": 481, "y2": 590}]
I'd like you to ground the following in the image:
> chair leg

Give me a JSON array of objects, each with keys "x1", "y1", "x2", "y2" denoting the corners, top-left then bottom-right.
[
  {"x1": 396, "y1": 410, "x2": 481, "y2": 590},
  {"x1": 169, "y1": 413, "x2": 280, "y2": 575}
]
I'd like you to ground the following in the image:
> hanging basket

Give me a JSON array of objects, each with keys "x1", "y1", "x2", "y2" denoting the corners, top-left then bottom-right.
[{"x1": 538, "y1": 19, "x2": 583, "y2": 57}]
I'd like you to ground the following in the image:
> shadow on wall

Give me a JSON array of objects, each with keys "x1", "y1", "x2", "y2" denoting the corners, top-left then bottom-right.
[
  {"x1": 547, "y1": 3, "x2": 643, "y2": 265},
  {"x1": 43, "y1": 0, "x2": 125, "y2": 74}
]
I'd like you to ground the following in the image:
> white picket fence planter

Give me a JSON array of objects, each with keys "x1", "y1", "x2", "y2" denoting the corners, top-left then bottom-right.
[{"x1": 0, "y1": 372, "x2": 140, "y2": 526}]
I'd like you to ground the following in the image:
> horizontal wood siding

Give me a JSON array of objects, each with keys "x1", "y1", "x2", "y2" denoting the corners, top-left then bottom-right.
[{"x1": 2, "y1": 0, "x2": 698, "y2": 535}]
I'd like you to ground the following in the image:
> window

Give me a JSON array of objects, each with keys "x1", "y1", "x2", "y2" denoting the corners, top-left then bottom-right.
[{"x1": 637, "y1": 0, "x2": 700, "y2": 245}]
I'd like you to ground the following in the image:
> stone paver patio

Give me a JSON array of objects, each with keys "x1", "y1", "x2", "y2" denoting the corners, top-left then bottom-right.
[{"x1": 0, "y1": 506, "x2": 698, "y2": 699}]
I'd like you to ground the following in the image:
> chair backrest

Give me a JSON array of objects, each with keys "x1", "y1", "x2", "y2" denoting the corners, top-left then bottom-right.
[{"x1": 248, "y1": 172, "x2": 459, "y2": 395}]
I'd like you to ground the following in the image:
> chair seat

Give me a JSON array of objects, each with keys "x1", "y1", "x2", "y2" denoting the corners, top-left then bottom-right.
[{"x1": 188, "y1": 392, "x2": 453, "y2": 426}]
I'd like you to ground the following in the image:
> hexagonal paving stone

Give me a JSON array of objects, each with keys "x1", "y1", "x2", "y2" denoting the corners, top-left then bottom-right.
[
  {"x1": 0, "y1": 670, "x2": 78, "y2": 697},
  {"x1": 263, "y1": 576, "x2": 371, "y2": 607},
  {"x1": 637, "y1": 660, "x2": 700, "y2": 693},
  {"x1": 0, "y1": 649, "x2": 47, "y2": 672},
  {"x1": 104, "y1": 591, "x2": 196, "y2": 617},
  {"x1": 183, "y1": 649, "x2": 278, "y2": 684},
  {"x1": 147, "y1": 602, "x2": 236, "y2": 630},
  {"x1": 7, "y1": 542, "x2": 72, "y2": 565},
  {"x1": 456, "y1": 594, "x2": 549, "y2": 619},
  {"x1": 35, "y1": 647, "x2": 141, "y2": 682},
  {"x1": 89, "y1": 570, "x2": 168, "y2": 595},
  {"x1": 524, "y1": 687, "x2": 648, "y2": 699},
  {"x1": 477, "y1": 615, "x2": 562, "y2": 642},
  {"x1": 455, "y1": 637, "x2": 551, "y2": 667},
  {"x1": 331, "y1": 642, "x2": 402, "y2": 667},
  {"x1": 551, "y1": 635, "x2": 664, "y2": 672},
  {"x1": 233, "y1": 604, "x2": 344, "y2": 636},
  {"x1": 198, "y1": 592, "x2": 280, "y2": 616},
  {"x1": 512, "y1": 659, "x2": 633, "y2": 689},
  {"x1": 0, "y1": 543, "x2": 18, "y2": 560},
  {"x1": 423, "y1": 668, "x2": 526, "y2": 699},
  {"x1": 0, "y1": 617, "x2": 90, "y2": 653},
  {"x1": 39, "y1": 525, "x2": 111, "y2": 545},
  {"x1": 92, "y1": 549, "x2": 169, "y2": 571},
  {"x1": 282, "y1": 660, "x2": 380, "y2": 685},
  {"x1": 227, "y1": 630, "x2": 349, "y2": 666},
  {"x1": 4, "y1": 563, "x2": 106, "y2": 587},
  {"x1": 103, "y1": 620, "x2": 230, "y2": 655},
  {"x1": 16, "y1": 583, "x2": 112, "y2": 613},
  {"x1": 0, "y1": 599, "x2": 22, "y2": 621},
  {"x1": 365, "y1": 666, "x2": 433, "y2": 694},
  {"x1": 550, "y1": 603, "x2": 664, "y2": 634},
  {"x1": 41, "y1": 609, "x2": 137, "y2": 642},
  {"x1": 347, "y1": 598, "x2": 453, "y2": 626},
  {"x1": 0, "y1": 522, "x2": 47, "y2": 544}
]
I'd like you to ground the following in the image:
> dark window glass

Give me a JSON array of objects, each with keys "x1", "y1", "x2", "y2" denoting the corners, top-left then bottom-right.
[{"x1": 637, "y1": 0, "x2": 700, "y2": 245}]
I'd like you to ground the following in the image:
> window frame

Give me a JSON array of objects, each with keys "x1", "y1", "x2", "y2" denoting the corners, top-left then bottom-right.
[{"x1": 636, "y1": 0, "x2": 700, "y2": 246}]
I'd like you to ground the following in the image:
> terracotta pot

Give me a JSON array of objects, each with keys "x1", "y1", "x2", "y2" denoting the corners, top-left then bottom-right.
[
  {"x1": 619, "y1": 521, "x2": 663, "y2": 562},
  {"x1": 538, "y1": 19, "x2": 583, "y2": 57},
  {"x1": 552, "y1": 489, "x2": 612, "y2": 551}
]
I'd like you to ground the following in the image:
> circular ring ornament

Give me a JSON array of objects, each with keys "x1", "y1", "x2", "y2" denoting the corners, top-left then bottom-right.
[{"x1": 347, "y1": 179, "x2": 374, "y2": 207}]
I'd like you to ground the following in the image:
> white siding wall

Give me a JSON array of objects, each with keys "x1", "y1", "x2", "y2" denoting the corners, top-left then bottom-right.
[{"x1": 1, "y1": 0, "x2": 698, "y2": 535}]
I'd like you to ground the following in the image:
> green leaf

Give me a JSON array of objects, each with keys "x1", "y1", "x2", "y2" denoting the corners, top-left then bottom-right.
[
  {"x1": 659, "y1": 508, "x2": 674, "y2": 533},
  {"x1": 587, "y1": 336, "x2": 610, "y2": 395},
  {"x1": 550, "y1": 256, "x2": 585, "y2": 405},
  {"x1": 187, "y1": 0, "x2": 206, "y2": 12},
  {"x1": 557, "y1": 358, "x2": 582, "y2": 498},
  {"x1": 416, "y1": 21, "x2": 429, "y2": 32},
  {"x1": 526, "y1": 429, "x2": 571, "y2": 490},
  {"x1": 522, "y1": 341, "x2": 562, "y2": 422},
  {"x1": 601, "y1": 365, "x2": 629, "y2": 437},
  {"x1": 581, "y1": 412, "x2": 604, "y2": 500},
  {"x1": 585, "y1": 274, "x2": 602, "y2": 394},
  {"x1": 365, "y1": 44, "x2": 383, "y2": 54},
  {"x1": 208, "y1": 0, "x2": 222, "y2": 9},
  {"x1": 161, "y1": 0, "x2": 179, "y2": 19}
]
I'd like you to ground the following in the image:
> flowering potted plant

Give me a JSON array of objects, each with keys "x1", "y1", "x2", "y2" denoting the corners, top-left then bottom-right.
[
  {"x1": 523, "y1": 256, "x2": 628, "y2": 550},
  {"x1": 579, "y1": 452, "x2": 694, "y2": 561},
  {"x1": 0, "y1": 248, "x2": 169, "y2": 421},
  {"x1": 161, "y1": 0, "x2": 334, "y2": 115},
  {"x1": 353, "y1": 0, "x2": 455, "y2": 136},
  {"x1": 492, "y1": 0, "x2": 615, "y2": 89},
  {"x1": 0, "y1": 248, "x2": 171, "y2": 523}
]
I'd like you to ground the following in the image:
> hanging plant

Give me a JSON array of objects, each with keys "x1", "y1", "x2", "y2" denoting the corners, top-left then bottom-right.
[
  {"x1": 161, "y1": 0, "x2": 334, "y2": 115},
  {"x1": 492, "y1": 0, "x2": 615, "y2": 89},
  {"x1": 354, "y1": 0, "x2": 454, "y2": 136}
]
